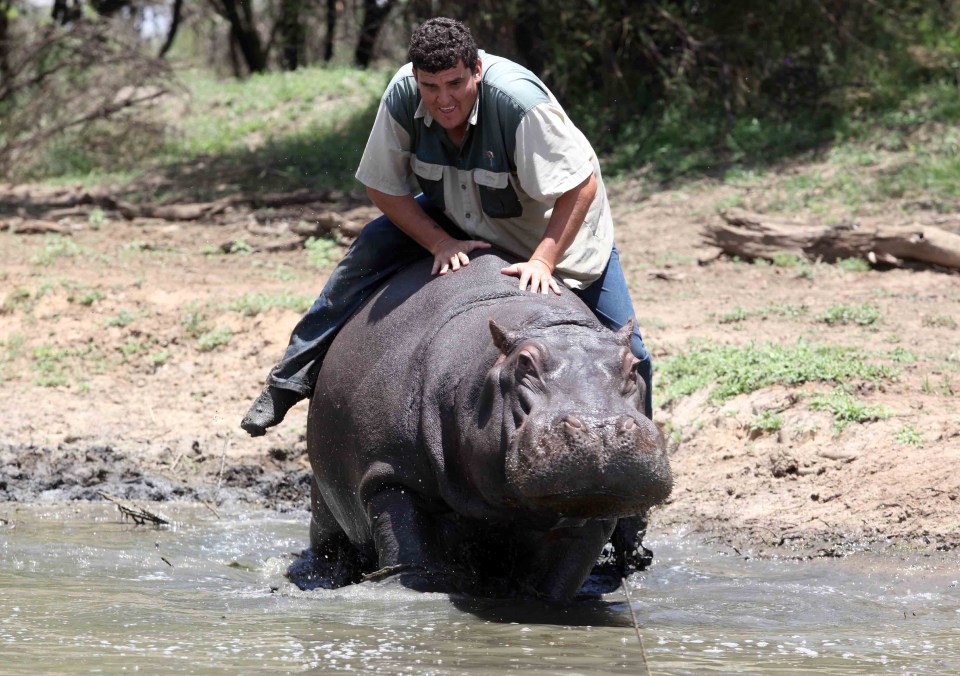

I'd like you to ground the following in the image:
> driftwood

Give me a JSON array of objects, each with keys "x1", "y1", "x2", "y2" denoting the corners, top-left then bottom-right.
[
  {"x1": 0, "y1": 218, "x2": 71, "y2": 235},
  {"x1": 0, "y1": 186, "x2": 337, "y2": 222},
  {"x1": 705, "y1": 208, "x2": 960, "y2": 271},
  {"x1": 98, "y1": 492, "x2": 171, "y2": 526}
]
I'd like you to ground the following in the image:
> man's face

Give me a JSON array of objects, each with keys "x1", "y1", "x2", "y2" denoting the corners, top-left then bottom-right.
[{"x1": 413, "y1": 59, "x2": 482, "y2": 136}]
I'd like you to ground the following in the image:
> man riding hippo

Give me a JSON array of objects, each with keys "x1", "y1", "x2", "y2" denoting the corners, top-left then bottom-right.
[
  {"x1": 242, "y1": 16, "x2": 658, "y2": 578},
  {"x1": 241, "y1": 17, "x2": 654, "y2": 438}
]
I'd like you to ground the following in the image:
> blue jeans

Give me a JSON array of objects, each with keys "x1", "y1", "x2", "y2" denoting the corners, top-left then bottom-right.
[{"x1": 268, "y1": 195, "x2": 653, "y2": 418}]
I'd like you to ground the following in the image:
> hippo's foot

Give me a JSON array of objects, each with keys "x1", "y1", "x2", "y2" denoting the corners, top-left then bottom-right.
[
  {"x1": 611, "y1": 516, "x2": 653, "y2": 577},
  {"x1": 287, "y1": 533, "x2": 372, "y2": 590},
  {"x1": 241, "y1": 385, "x2": 304, "y2": 437},
  {"x1": 363, "y1": 563, "x2": 472, "y2": 594}
]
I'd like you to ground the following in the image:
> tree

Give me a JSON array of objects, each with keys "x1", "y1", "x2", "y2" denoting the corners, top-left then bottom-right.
[
  {"x1": 355, "y1": 0, "x2": 393, "y2": 68},
  {"x1": 208, "y1": 0, "x2": 267, "y2": 74}
]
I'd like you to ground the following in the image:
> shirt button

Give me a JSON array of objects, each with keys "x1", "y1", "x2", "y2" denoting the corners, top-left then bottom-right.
[
  {"x1": 461, "y1": 184, "x2": 467, "y2": 190},
  {"x1": 465, "y1": 212, "x2": 472, "y2": 219}
]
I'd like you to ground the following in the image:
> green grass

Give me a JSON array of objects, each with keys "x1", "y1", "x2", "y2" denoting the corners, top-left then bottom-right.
[
  {"x1": 657, "y1": 340, "x2": 896, "y2": 406},
  {"x1": 807, "y1": 387, "x2": 891, "y2": 433},
  {"x1": 749, "y1": 410, "x2": 783, "y2": 435},
  {"x1": 31, "y1": 342, "x2": 106, "y2": 388},
  {"x1": 922, "y1": 314, "x2": 958, "y2": 329},
  {"x1": 196, "y1": 327, "x2": 232, "y2": 352},
  {"x1": 896, "y1": 424, "x2": 925, "y2": 447},
  {"x1": 228, "y1": 292, "x2": 313, "y2": 317},
  {"x1": 105, "y1": 310, "x2": 139, "y2": 328},
  {"x1": 304, "y1": 235, "x2": 342, "y2": 268},
  {"x1": 30, "y1": 235, "x2": 84, "y2": 267},
  {"x1": 816, "y1": 303, "x2": 881, "y2": 326},
  {"x1": 718, "y1": 304, "x2": 809, "y2": 324}
]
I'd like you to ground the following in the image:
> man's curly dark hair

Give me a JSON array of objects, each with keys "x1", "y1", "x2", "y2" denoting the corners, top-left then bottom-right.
[{"x1": 408, "y1": 18, "x2": 478, "y2": 73}]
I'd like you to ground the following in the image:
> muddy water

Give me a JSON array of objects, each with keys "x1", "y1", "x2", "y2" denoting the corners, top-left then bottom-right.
[{"x1": 1, "y1": 504, "x2": 957, "y2": 674}]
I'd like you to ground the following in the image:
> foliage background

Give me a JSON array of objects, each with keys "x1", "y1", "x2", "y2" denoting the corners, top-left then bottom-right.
[{"x1": 0, "y1": 0, "x2": 958, "y2": 198}]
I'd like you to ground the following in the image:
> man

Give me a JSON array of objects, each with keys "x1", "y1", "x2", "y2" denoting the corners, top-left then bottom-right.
[{"x1": 241, "y1": 17, "x2": 653, "y2": 437}]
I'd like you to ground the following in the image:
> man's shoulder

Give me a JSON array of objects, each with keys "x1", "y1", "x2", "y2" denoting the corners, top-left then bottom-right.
[
  {"x1": 382, "y1": 63, "x2": 419, "y2": 124},
  {"x1": 479, "y1": 52, "x2": 552, "y2": 114}
]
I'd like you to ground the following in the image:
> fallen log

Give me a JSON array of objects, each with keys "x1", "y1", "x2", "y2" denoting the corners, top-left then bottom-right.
[
  {"x1": 705, "y1": 208, "x2": 960, "y2": 271},
  {"x1": 0, "y1": 218, "x2": 71, "y2": 235}
]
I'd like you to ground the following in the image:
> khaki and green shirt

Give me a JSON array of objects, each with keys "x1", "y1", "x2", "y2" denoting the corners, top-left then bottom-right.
[{"x1": 355, "y1": 51, "x2": 613, "y2": 290}]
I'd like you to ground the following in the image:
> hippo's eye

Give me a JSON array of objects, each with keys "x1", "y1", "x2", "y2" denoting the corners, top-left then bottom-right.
[{"x1": 515, "y1": 347, "x2": 543, "y2": 385}]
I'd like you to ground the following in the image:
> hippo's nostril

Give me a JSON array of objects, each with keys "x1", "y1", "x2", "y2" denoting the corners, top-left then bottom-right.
[
  {"x1": 619, "y1": 416, "x2": 637, "y2": 433},
  {"x1": 563, "y1": 415, "x2": 584, "y2": 430}
]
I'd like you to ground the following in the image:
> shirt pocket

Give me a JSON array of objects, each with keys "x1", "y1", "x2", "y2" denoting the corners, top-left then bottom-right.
[
  {"x1": 474, "y1": 169, "x2": 523, "y2": 219},
  {"x1": 412, "y1": 157, "x2": 446, "y2": 211}
]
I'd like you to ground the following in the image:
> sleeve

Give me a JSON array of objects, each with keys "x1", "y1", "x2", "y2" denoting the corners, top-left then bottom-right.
[
  {"x1": 355, "y1": 97, "x2": 413, "y2": 196},
  {"x1": 513, "y1": 102, "x2": 596, "y2": 203}
]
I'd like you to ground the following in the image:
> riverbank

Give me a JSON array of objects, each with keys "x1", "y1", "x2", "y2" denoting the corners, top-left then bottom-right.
[{"x1": 1, "y1": 178, "x2": 958, "y2": 560}]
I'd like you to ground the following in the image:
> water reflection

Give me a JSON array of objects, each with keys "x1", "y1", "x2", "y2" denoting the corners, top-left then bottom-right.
[{"x1": 0, "y1": 504, "x2": 957, "y2": 674}]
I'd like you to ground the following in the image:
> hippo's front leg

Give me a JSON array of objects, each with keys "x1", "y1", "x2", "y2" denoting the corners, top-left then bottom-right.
[
  {"x1": 531, "y1": 519, "x2": 618, "y2": 602},
  {"x1": 365, "y1": 487, "x2": 462, "y2": 593}
]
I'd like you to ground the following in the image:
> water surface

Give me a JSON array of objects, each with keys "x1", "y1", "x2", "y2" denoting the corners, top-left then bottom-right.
[{"x1": 1, "y1": 504, "x2": 957, "y2": 674}]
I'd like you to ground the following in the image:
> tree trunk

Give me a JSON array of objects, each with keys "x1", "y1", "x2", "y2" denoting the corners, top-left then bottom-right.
[
  {"x1": 210, "y1": 0, "x2": 267, "y2": 74},
  {"x1": 355, "y1": 0, "x2": 393, "y2": 68},
  {"x1": 158, "y1": 0, "x2": 184, "y2": 58},
  {"x1": 323, "y1": 0, "x2": 336, "y2": 63},
  {"x1": 278, "y1": 0, "x2": 306, "y2": 71},
  {"x1": 51, "y1": 0, "x2": 82, "y2": 24},
  {"x1": 0, "y1": 0, "x2": 10, "y2": 84},
  {"x1": 704, "y1": 208, "x2": 960, "y2": 271}
]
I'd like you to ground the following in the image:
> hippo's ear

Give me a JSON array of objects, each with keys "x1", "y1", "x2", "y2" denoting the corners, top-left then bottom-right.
[
  {"x1": 489, "y1": 319, "x2": 513, "y2": 354},
  {"x1": 615, "y1": 318, "x2": 636, "y2": 345}
]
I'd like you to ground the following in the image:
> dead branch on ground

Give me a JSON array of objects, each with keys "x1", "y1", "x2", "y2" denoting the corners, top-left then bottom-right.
[{"x1": 704, "y1": 208, "x2": 960, "y2": 271}]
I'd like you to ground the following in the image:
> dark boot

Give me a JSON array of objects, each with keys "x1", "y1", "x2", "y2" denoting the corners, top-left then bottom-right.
[{"x1": 240, "y1": 386, "x2": 305, "y2": 437}]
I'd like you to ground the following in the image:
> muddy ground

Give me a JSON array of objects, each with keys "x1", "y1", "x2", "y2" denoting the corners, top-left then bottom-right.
[{"x1": 1, "y1": 179, "x2": 958, "y2": 560}]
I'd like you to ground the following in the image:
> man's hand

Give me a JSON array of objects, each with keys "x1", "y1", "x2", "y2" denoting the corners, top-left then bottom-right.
[
  {"x1": 431, "y1": 236, "x2": 492, "y2": 275},
  {"x1": 501, "y1": 258, "x2": 561, "y2": 295}
]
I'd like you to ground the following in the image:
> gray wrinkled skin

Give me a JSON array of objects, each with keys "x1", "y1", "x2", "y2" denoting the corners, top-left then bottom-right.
[{"x1": 304, "y1": 250, "x2": 672, "y2": 602}]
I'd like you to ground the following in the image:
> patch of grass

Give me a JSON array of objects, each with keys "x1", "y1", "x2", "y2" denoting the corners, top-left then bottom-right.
[
  {"x1": 181, "y1": 304, "x2": 210, "y2": 339},
  {"x1": 228, "y1": 239, "x2": 254, "y2": 255},
  {"x1": 31, "y1": 341, "x2": 105, "y2": 388},
  {"x1": 70, "y1": 289, "x2": 105, "y2": 306},
  {"x1": 30, "y1": 235, "x2": 84, "y2": 267},
  {"x1": 895, "y1": 424, "x2": 924, "y2": 447},
  {"x1": 228, "y1": 292, "x2": 312, "y2": 317},
  {"x1": 147, "y1": 349, "x2": 172, "y2": 367},
  {"x1": 807, "y1": 387, "x2": 891, "y2": 433},
  {"x1": 105, "y1": 310, "x2": 139, "y2": 328},
  {"x1": 816, "y1": 303, "x2": 881, "y2": 326},
  {"x1": 922, "y1": 314, "x2": 958, "y2": 329},
  {"x1": 749, "y1": 410, "x2": 783, "y2": 434},
  {"x1": 887, "y1": 346, "x2": 917, "y2": 363},
  {"x1": 196, "y1": 327, "x2": 232, "y2": 352},
  {"x1": 657, "y1": 340, "x2": 895, "y2": 406},
  {"x1": 837, "y1": 257, "x2": 871, "y2": 273},
  {"x1": 0, "y1": 287, "x2": 33, "y2": 315},
  {"x1": 117, "y1": 340, "x2": 146, "y2": 361},
  {"x1": 304, "y1": 235, "x2": 342, "y2": 268},
  {"x1": 718, "y1": 304, "x2": 809, "y2": 324},
  {"x1": 88, "y1": 208, "x2": 108, "y2": 228}
]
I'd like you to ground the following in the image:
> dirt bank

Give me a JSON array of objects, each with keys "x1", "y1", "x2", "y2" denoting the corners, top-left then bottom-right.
[{"x1": 1, "y1": 181, "x2": 958, "y2": 558}]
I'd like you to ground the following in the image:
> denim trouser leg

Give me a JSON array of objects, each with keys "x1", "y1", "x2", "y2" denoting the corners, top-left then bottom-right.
[
  {"x1": 268, "y1": 195, "x2": 465, "y2": 395},
  {"x1": 574, "y1": 245, "x2": 654, "y2": 419}
]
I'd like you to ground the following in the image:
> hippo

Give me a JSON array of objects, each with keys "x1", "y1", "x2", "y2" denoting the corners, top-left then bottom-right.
[{"x1": 300, "y1": 249, "x2": 672, "y2": 602}]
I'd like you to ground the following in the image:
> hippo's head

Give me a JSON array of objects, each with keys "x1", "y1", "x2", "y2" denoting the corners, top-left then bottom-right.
[{"x1": 479, "y1": 316, "x2": 672, "y2": 519}]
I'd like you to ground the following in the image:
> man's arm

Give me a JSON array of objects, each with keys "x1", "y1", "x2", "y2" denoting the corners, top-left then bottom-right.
[
  {"x1": 366, "y1": 187, "x2": 491, "y2": 275},
  {"x1": 500, "y1": 172, "x2": 597, "y2": 294}
]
